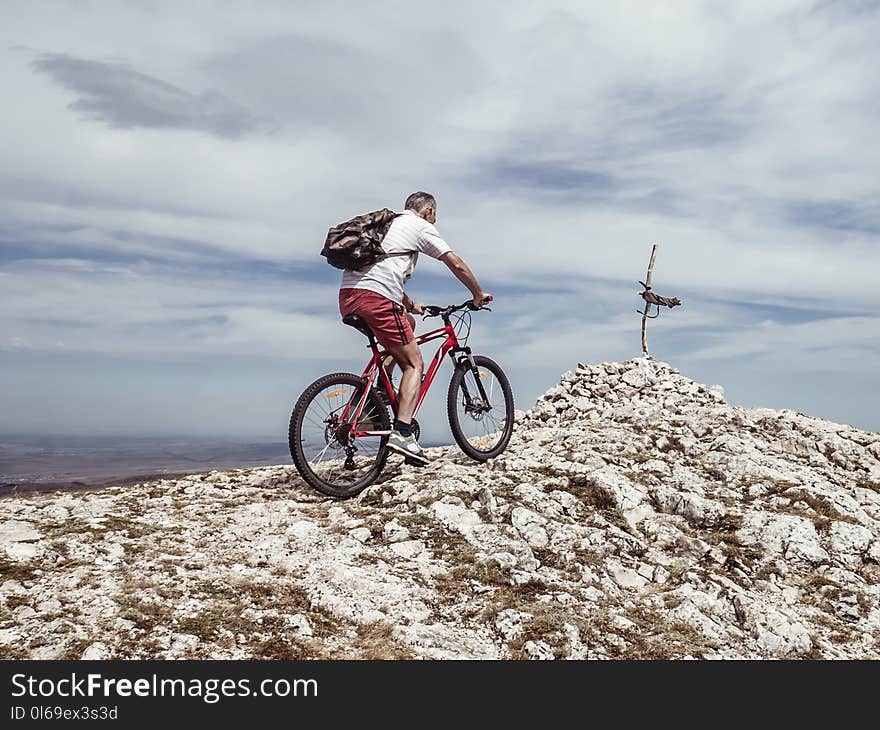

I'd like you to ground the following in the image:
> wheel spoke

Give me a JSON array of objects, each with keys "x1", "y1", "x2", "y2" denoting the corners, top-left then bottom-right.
[
  {"x1": 310, "y1": 440, "x2": 334, "y2": 464},
  {"x1": 450, "y1": 361, "x2": 512, "y2": 457},
  {"x1": 292, "y1": 375, "x2": 390, "y2": 496},
  {"x1": 304, "y1": 414, "x2": 327, "y2": 431}
]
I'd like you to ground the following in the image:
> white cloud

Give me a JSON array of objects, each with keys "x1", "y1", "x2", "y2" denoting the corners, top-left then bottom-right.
[
  {"x1": 685, "y1": 315, "x2": 880, "y2": 365},
  {"x1": 0, "y1": 257, "x2": 346, "y2": 358},
  {"x1": 1, "y1": 0, "x2": 878, "y2": 434}
]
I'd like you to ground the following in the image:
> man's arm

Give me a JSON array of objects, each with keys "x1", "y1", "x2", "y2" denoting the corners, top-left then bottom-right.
[{"x1": 440, "y1": 252, "x2": 492, "y2": 308}]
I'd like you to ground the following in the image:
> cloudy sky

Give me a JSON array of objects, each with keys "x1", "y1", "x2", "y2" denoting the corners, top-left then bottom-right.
[{"x1": 1, "y1": 0, "x2": 878, "y2": 441}]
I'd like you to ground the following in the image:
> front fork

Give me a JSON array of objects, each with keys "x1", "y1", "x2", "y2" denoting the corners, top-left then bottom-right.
[{"x1": 449, "y1": 346, "x2": 490, "y2": 412}]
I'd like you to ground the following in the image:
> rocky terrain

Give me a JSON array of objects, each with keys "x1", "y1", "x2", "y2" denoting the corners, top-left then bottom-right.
[{"x1": 2, "y1": 358, "x2": 879, "y2": 659}]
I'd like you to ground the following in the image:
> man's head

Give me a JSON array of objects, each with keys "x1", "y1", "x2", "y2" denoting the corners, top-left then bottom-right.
[{"x1": 405, "y1": 191, "x2": 437, "y2": 225}]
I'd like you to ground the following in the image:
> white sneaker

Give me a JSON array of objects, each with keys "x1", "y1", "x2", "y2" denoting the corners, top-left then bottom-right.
[{"x1": 387, "y1": 431, "x2": 429, "y2": 466}]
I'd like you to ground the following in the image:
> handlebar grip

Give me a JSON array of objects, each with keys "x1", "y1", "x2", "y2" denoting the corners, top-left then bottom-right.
[
  {"x1": 467, "y1": 295, "x2": 493, "y2": 311},
  {"x1": 424, "y1": 300, "x2": 493, "y2": 316}
]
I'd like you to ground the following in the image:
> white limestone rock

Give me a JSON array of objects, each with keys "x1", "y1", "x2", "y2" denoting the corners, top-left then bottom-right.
[
  {"x1": 0, "y1": 520, "x2": 40, "y2": 543},
  {"x1": 81, "y1": 642, "x2": 111, "y2": 660},
  {"x1": 739, "y1": 513, "x2": 829, "y2": 565},
  {"x1": 394, "y1": 623, "x2": 499, "y2": 660},
  {"x1": 523, "y1": 640, "x2": 556, "y2": 660},
  {"x1": 1, "y1": 358, "x2": 878, "y2": 660},
  {"x1": 510, "y1": 507, "x2": 549, "y2": 549},
  {"x1": 389, "y1": 540, "x2": 426, "y2": 559},
  {"x1": 827, "y1": 521, "x2": 872, "y2": 567},
  {"x1": 349, "y1": 527, "x2": 372, "y2": 543},
  {"x1": 382, "y1": 520, "x2": 410, "y2": 544}
]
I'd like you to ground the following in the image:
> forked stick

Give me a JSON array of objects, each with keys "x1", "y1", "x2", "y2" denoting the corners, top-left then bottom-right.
[{"x1": 640, "y1": 244, "x2": 658, "y2": 358}]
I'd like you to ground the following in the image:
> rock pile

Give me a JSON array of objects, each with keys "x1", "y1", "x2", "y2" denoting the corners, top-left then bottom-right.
[{"x1": 1, "y1": 358, "x2": 879, "y2": 659}]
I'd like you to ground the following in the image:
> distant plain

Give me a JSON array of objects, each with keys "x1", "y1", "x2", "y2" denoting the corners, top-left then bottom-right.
[{"x1": 0, "y1": 435, "x2": 292, "y2": 495}]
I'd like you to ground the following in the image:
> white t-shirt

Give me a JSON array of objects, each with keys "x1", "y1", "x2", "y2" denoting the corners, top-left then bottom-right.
[{"x1": 340, "y1": 209, "x2": 452, "y2": 305}]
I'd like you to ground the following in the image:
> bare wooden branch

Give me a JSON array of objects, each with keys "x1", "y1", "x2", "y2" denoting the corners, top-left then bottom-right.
[
  {"x1": 641, "y1": 291, "x2": 682, "y2": 308},
  {"x1": 640, "y1": 244, "x2": 658, "y2": 358},
  {"x1": 644, "y1": 244, "x2": 657, "y2": 289},
  {"x1": 637, "y1": 244, "x2": 683, "y2": 358}
]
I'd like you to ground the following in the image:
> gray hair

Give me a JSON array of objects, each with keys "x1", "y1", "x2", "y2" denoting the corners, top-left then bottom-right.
[{"x1": 404, "y1": 191, "x2": 436, "y2": 213}]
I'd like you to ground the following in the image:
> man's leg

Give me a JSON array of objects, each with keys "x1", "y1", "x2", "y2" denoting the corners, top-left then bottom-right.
[
  {"x1": 382, "y1": 314, "x2": 416, "y2": 382},
  {"x1": 385, "y1": 339, "x2": 423, "y2": 425},
  {"x1": 382, "y1": 354, "x2": 395, "y2": 379},
  {"x1": 383, "y1": 338, "x2": 430, "y2": 465}
]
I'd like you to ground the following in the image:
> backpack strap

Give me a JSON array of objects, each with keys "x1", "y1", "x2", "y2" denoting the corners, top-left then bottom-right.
[{"x1": 347, "y1": 250, "x2": 413, "y2": 272}]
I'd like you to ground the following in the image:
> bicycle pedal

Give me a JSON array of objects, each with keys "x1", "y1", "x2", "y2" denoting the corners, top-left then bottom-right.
[{"x1": 403, "y1": 456, "x2": 427, "y2": 468}]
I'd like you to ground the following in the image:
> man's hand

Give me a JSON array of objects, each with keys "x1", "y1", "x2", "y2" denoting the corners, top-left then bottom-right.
[
  {"x1": 402, "y1": 294, "x2": 424, "y2": 315},
  {"x1": 472, "y1": 292, "x2": 493, "y2": 309},
  {"x1": 441, "y1": 253, "x2": 492, "y2": 311}
]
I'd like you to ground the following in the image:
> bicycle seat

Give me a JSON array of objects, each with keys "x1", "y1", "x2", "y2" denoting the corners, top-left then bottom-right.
[{"x1": 342, "y1": 313, "x2": 376, "y2": 342}]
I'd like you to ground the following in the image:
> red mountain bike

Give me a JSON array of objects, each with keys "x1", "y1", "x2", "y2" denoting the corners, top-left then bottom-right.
[{"x1": 289, "y1": 300, "x2": 514, "y2": 498}]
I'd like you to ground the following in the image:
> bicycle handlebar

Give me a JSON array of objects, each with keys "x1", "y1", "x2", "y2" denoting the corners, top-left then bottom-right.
[{"x1": 422, "y1": 297, "x2": 493, "y2": 319}]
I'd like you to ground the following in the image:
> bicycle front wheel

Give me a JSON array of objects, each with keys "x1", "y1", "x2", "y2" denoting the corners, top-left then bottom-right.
[
  {"x1": 289, "y1": 372, "x2": 390, "y2": 498},
  {"x1": 447, "y1": 355, "x2": 514, "y2": 461}
]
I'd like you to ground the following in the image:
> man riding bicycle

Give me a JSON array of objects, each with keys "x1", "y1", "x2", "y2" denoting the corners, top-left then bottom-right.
[{"x1": 338, "y1": 191, "x2": 492, "y2": 466}]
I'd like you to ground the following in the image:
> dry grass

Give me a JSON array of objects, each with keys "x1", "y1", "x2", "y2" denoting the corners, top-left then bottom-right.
[
  {"x1": 490, "y1": 578, "x2": 551, "y2": 610},
  {"x1": 57, "y1": 638, "x2": 94, "y2": 660},
  {"x1": 0, "y1": 556, "x2": 36, "y2": 583},
  {"x1": 182, "y1": 577, "x2": 339, "y2": 647},
  {"x1": 782, "y1": 489, "x2": 862, "y2": 530},
  {"x1": 3, "y1": 595, "x2": 31, "y2": 611},
  {"x1": 249, "y1": 635, "x2": 312, "y2": 660},
  {"x1": 563, "y1": 475, "x2": 616, "y2": 509},
  {"x1": 612, "y1": 606, "x2": 721, "y2": 659},
  {"x1": 192, "y1": 579, "x2": 238, "y2": 600},
  {"x1": 0, "y1": 643, "x2": 28, "y2": 659},
  {"x1": 798, "y1": 573, "x2": 872, "y2": 619},
  {"x1": 350, "y1": 621, "x2": 414, "y2": 660},
  {"x1": 114, "y1": 592, "x2": 175, "y2": 631},
  {"x1": 176, "y1": 606, "x2": 237, "y2": 641},
  {"x1": 504, "y1": 602, "x2": 574, "y2": 659},
  {"x1": 714, "y1": 512, "x2": 745, "y2": 532}
]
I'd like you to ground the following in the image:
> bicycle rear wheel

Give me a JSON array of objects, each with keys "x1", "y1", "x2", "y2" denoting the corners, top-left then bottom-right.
[
  {"x1": 447, "y1": 355, "x2": 514, "y2": 461},
  {"x1": 289, "y1": 372, "x2": 390, "y2": 498}
]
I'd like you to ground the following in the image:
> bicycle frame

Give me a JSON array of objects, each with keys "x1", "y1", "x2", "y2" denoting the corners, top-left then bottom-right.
[{"x1": 342, "y1": 318, "x2": 468, "y2": 438}]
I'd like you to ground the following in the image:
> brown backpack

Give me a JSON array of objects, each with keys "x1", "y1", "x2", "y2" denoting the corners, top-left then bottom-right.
[{"x1": 321, "y1": 208, "x2": 409, "y2": 271}]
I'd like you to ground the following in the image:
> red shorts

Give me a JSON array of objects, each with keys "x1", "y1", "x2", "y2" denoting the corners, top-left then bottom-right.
[{"x1": 339, "y1": 288, "x2": 414, "y2": 349}]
